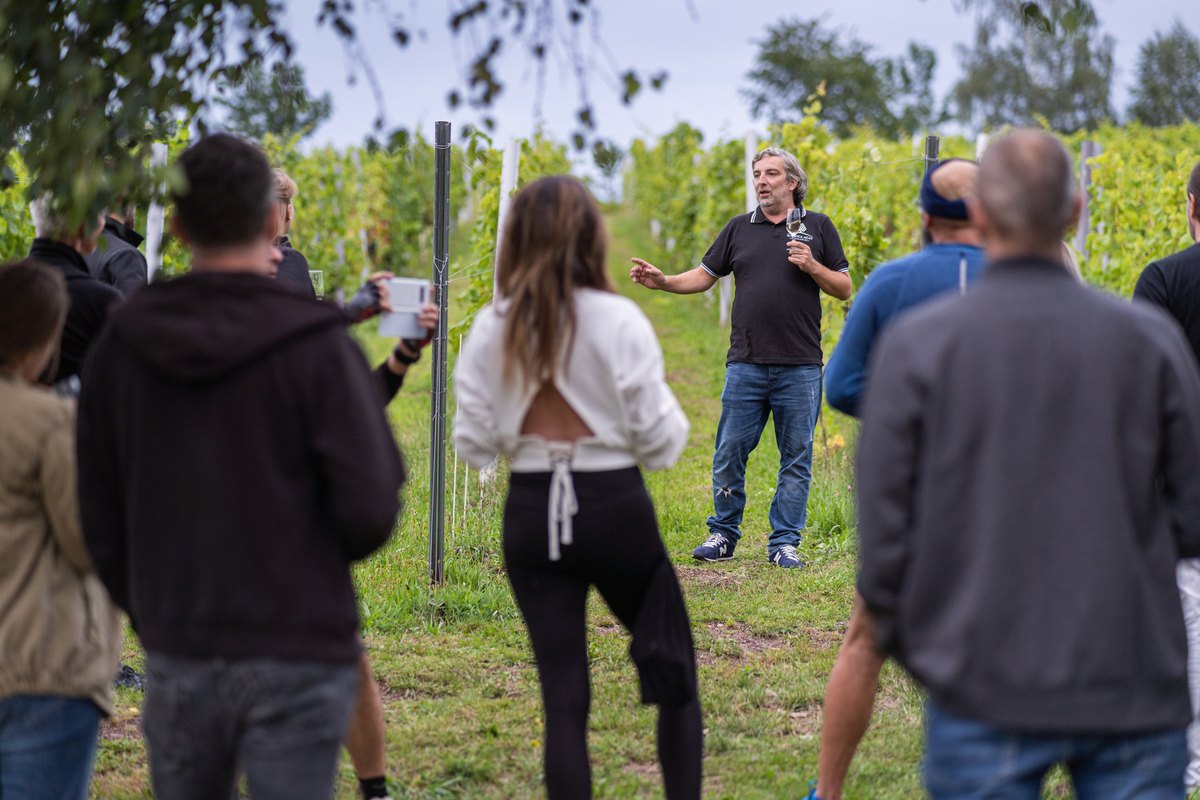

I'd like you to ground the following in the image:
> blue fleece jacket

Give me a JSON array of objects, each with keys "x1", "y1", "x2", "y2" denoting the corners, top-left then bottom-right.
[{"x1": 825, "y1": 243, "x2": 986, "y2": 417}]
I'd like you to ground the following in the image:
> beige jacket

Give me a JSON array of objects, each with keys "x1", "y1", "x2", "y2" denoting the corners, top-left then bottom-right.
[{"x1": 0, "y1": 374, "x2": 121, "y2": 715}]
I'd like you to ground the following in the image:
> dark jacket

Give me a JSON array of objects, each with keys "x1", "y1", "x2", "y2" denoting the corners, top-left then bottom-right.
[
  {"x1": 277, "y1": 236, "x2": 316, "y2": 297},
  {"x1": 857, "y1": 257, "x2": 1200, "y2": 734},
  {"x1": 83, "y1": 217, "x2": 148, "y2": 295},
  {"x1": 29, "y1": 238, "x2": 122, "y2": 384},
  {"x1": 77, "y1": 271, "x2": 405, "y2": 664},
  {"x1": 1134, "y1": 242, "x2": 1200, "y2": 361}
]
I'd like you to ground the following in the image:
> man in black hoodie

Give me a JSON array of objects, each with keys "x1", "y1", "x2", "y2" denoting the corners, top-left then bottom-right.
[
  {"x1": 77, "y1": 133, "x2": 405, "y2": 800},
  {"x1": 856, "y1": 131, "x2": 1200, "y2": 797}
]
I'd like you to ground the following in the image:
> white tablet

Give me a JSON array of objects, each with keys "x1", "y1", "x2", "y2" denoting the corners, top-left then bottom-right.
[{"x1": 378, "y1": 278, "x2": 432, "y2": 338}]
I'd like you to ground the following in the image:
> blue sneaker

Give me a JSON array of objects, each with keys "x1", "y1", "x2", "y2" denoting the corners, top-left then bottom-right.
[
  {"x1": 692, "y1": 532, "x2": 735, "y2": 561},
  {"x1": 770, "y1": 544, "x2": 803, "y2": 569}
]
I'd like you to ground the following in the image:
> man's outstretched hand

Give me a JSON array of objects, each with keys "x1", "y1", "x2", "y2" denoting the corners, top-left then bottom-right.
[{"x1": 630, "y1": 257, "x2": 668, "y2": 290}]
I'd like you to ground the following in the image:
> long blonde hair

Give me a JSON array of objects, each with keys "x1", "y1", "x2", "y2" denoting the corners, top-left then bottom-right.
[{"x1": 496, "y1": 176, "x2": 614, "y2": 385}]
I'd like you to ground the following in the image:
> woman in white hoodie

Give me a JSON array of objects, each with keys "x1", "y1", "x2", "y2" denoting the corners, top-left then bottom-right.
[{"x1": 455, "y1": 176, "x2": 701, "y2": 799}]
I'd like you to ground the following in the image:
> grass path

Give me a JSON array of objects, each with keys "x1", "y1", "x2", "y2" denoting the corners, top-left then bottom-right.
[{"x1": 91, "y1": 209, "x2": 929, "y2": 798}]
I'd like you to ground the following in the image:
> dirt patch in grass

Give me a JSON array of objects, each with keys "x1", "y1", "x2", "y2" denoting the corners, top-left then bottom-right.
[
  {"x1": 695, "y1": 621, "x2": 789, "y2": 666},
  {"x1": 706, "y1": 621, "x2": 786, "y2": 655},
  {"x1": 758, "y1": 690, "x2": 823, "y2": 736},
  {"x1": 100, "y1": 712, "x2": 142, "y2": 742},
  {"x1": 376, "y1": 677, "x2": 455, "y2": 702},
  {"x1": 622, "y1": 760, "x2": 662, "y2": 780},
  {"x1": 785, "y1": 700, "x2": 823, "y2": 736},
  {"x1": 594, "y1": 622, "x2": 623, "y2": 637},
  {"x1": 806, "y1": 624, "x2": 847, "y2": 651},
  {"x1": 496, "y1": 664, "x2": 527, "y2": 698},
  {"x1": 676, "y1": 565, "x2": 745, "y2": 590}
]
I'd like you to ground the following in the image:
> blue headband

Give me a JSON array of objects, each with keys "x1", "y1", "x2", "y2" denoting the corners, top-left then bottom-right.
[{"x1": 919, "y1": 159, "x2": 971, "y2": 220}]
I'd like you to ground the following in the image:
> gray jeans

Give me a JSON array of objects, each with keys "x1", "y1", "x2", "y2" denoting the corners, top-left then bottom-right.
[{"x1": 143, "y1": 652, "x2": 359, "y2": 800}]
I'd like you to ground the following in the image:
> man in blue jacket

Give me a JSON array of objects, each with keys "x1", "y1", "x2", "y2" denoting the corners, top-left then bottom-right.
[
  {"x1": 824, "y1": 158, "x2": 984, "y2": 417},
  {"x1": 813, "y1": 157, "x2": 984, "y2": 800}
]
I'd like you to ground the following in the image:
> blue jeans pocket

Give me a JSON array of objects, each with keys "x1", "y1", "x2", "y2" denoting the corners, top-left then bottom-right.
[{"x1": 923, "y1": 705, "x2": 1022, "y2": 799}]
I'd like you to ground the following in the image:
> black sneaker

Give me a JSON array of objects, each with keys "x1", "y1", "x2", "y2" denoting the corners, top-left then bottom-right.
[
  {"x1": 770, "y1": 545, "x2": 803, "y2": 569},
  {"x1": 692, "y1": 532, "x2": 735, "y2": 561}
]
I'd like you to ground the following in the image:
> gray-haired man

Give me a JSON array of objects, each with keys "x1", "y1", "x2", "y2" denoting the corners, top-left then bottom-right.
[
  {"x1": 857, "y1": 130, "x2": 1200, "y2": 797},
  {"x1": 630, "y1": 147, "x2": 852, "y2": 568},
  {"x1": 27, "y1": 197, "x2": 118, "y2": 386}
]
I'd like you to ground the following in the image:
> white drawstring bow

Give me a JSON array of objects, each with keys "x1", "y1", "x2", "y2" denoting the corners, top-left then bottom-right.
[{"x1": 546, "y1": 445, "x2": 578, "y2": 561}]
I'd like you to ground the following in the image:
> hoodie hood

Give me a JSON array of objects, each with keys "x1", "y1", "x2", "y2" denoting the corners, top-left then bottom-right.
[{"x1": 108, "y1": 271, "x2": 347, "y2": 383}]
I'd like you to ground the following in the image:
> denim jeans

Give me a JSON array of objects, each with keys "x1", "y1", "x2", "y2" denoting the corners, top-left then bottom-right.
[
  {"x1": 0, "y1": 695, "x2": 102, "y2": 800},
  {"x1": 706, "y1": 362, "x2": 822, "y2": 555},
  {"x1": 924, "y1": 702, "x2": 1188, "y2": 799},
  {"x1": 143, "y1": 652, "x2": 359, "y2": 800}
]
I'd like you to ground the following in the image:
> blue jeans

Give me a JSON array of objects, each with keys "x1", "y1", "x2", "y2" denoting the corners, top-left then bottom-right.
[
  {"x1": 0, "y1": 695, "x2": 102, "y2": 800},
  {"x1": 706, "y1": 362, "x2": 822, "y2": 555},
  {"x1": 143, "y1": 653, "x2": 359, "y2": 800},
  {"x1": 924, "y1": 702, "x2": 1188, "y2": 799}
]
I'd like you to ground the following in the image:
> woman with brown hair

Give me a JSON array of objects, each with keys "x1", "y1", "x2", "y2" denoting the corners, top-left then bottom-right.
[
  {"x1": 0, "y1": 258, "x2": 122, "y2": 798},
  {"x1": 455, "y1": 176, "x2": 702, "y2": 798}
]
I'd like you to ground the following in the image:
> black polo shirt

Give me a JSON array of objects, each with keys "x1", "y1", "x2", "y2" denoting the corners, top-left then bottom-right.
[
  {"x1": 1135, "y1": 243, "x2": 1200, "y2": 364},
  {"x1": 701, "y1": 206, "x2": 848, "y2": 366}
]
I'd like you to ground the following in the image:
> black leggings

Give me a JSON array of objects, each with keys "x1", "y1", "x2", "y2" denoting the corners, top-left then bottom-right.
[{"x1": 504, "y1": 467, "x2": 703, "y2": 800}]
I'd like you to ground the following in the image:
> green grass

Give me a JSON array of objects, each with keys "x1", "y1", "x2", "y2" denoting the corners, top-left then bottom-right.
[{"x1": 92, "y1": 209, "x2": 936, "y2": 798}]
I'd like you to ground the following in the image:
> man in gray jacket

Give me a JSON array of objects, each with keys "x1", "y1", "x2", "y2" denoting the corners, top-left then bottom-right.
[
  {"x1": 856, "y1": 130, "x2": 1200, "y2": 798},
  {"x1": 84, "y1": 206, "x2": 149, "y2": 295}
]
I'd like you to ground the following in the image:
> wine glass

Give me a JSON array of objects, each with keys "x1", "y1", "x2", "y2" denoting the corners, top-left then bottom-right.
[{"x1": 786, "y1": 207, "x2": 804, "y2": 241}]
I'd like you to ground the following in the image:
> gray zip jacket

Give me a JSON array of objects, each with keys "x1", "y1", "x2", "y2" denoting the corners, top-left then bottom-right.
[{"x1": 857, "y1": 257, "x2": 1200, "y2": 734}]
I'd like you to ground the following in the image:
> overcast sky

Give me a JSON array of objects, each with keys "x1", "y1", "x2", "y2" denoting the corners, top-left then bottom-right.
[{"x1": 281, "y1": 0, "x2": 1197, "y2": 149}]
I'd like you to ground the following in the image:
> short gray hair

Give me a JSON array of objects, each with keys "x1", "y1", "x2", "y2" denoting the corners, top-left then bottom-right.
[
  {"x1": 29, "y1": 195, "x2": 68, "y2": 239},
  {"x1": 753, "y1": 147, "x2": 808, "y2": 206},
  {"x1": 977, "y1": 130, "x2": 1076, "y2": 248}
]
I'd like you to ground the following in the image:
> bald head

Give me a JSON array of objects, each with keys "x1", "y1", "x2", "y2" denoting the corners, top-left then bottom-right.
[
  {"x1": 931, "y1": 160, "x2": 977, "y2": 204},
  {"x1": 924, "y1": 160, "x2": 980, "y2": 242},
  {"x1": 976, "y1": 130, "x2": 1077, "y2": 251}
]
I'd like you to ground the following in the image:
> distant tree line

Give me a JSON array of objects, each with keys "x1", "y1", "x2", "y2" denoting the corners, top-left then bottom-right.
[{"x1": 743, "y1": 0, "x2": 1200, "y2": 136}]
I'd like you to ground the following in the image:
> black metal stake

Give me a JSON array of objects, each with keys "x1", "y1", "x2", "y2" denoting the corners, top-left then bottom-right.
[{"x1": 429, "y1": 120, "x2": 451, "y2": 585}]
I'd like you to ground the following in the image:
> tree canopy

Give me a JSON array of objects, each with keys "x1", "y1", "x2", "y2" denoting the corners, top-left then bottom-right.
[
  {"x1": 0, "y1": 0, "x2": 290, "y2": 226},
  {"x1": 947, "y1": 0, "x2": 1114, "y2": 132},
  {"x1": 1127, "y1": 21, "x2": 1200, "y2": 126},
  {"x1": 215, "y1": 62, "x2": 332, "y2": 143},
  {"x1": 0, "y1": 0, "x2": 665, "y2": 227},
  {"x1": 742, "y1": 18, "x2": 938, "y2": 138}
]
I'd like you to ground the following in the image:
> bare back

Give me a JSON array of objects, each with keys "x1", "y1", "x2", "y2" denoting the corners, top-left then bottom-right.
[{"x1": 520, "y1": 382, "x2": 593, "y2": 442}]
